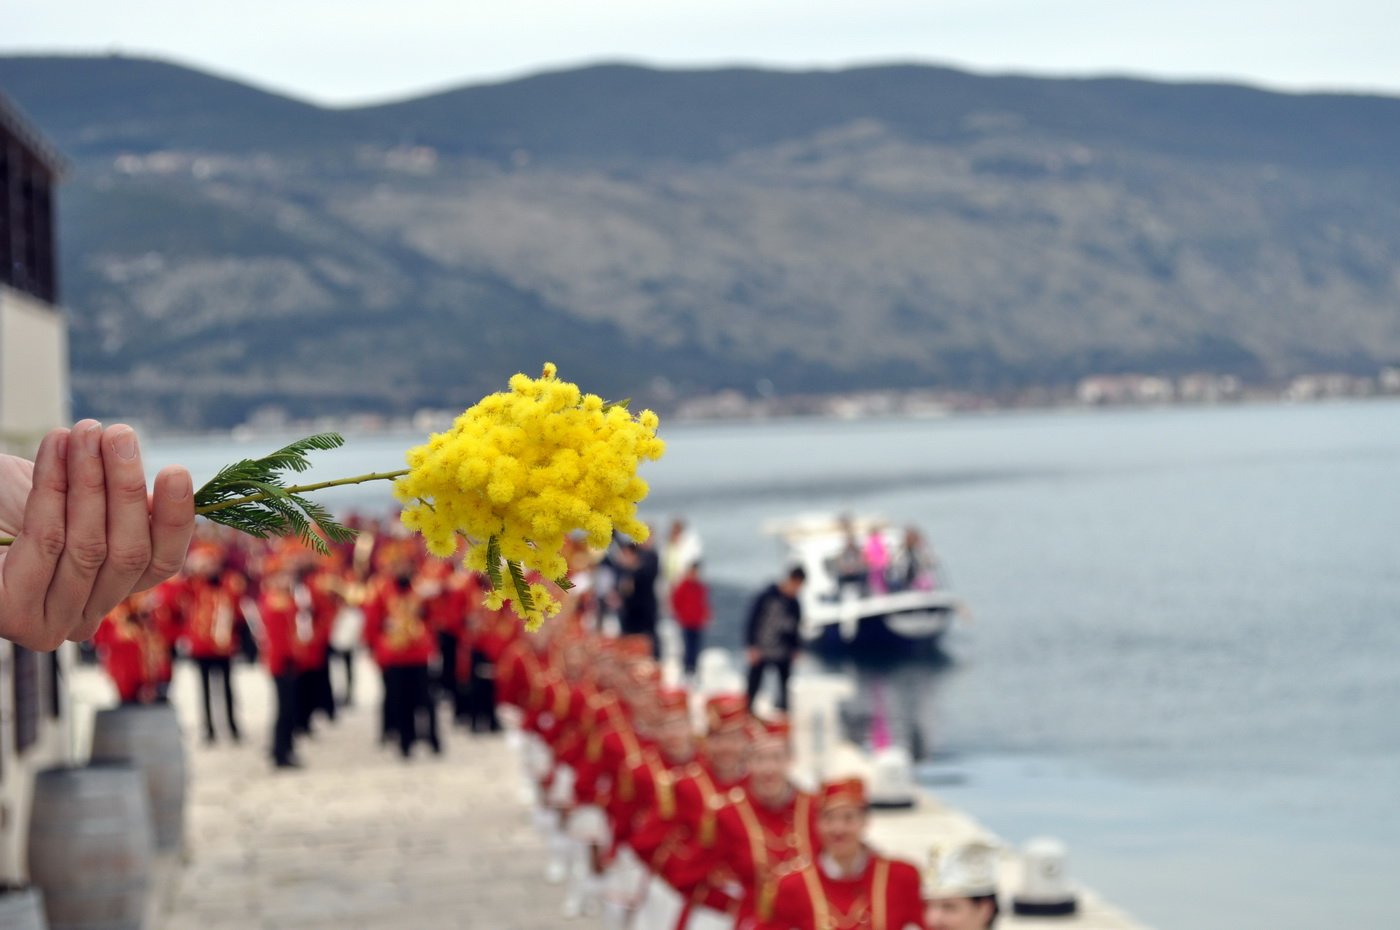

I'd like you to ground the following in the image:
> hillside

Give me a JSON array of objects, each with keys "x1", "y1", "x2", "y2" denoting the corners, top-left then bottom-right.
[{"x1": 2, "y1": 55, "x2": 1399, "y2": 428}]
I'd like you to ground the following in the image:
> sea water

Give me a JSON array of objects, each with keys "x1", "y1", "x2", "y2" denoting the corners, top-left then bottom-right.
[{"x1": 148, "y1": 398, "x2": 1400, "y2": 929}]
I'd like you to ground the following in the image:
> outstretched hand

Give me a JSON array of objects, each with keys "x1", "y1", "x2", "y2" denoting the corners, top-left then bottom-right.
[{"x1": 0, "y1": 421, "x2": 195, "y2": 650}]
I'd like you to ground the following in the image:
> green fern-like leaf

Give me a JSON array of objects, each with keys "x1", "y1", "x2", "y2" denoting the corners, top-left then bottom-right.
[
  {"x1": 485, "y1": 536, "x2": 504, "y2": 591},
  {"x1": 193, "y1": 432, "x2": 355, "y2": 554},
  {"x1": 507, "y1": 559, "x2": 536, "y2": 613}
]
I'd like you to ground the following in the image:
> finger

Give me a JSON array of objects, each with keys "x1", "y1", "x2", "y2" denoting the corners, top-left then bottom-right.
[
  {"x1": 43, "y1": 420, "x2": 107, "y2": 645},
  {"x1": 0, "y1": 430, "x2": 70, "y2": 650},
  {"x1": 133, "y1": 464, "x2": 195, "y2": 593},
  {"x1": 73, "y1": 425, "x2": 154, "y2": 641}
]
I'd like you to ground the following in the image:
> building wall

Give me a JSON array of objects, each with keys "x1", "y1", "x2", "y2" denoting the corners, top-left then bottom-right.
[
  {"x1": 0, "y1": 642, "x2": 74, "y2": 884},
  {"x1": 0, "y1": 284, "x2": 69, "y2": 456},
  {"x1": 0, "y1": 286, "x2": 73, "y2": 883}
]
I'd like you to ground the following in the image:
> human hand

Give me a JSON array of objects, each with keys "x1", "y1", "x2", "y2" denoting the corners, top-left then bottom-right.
[{"x1": 0, "y1": 421, "x2": 196, "y2": 650}]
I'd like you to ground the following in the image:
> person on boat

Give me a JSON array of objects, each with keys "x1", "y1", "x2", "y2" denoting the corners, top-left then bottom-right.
[
  {"x1": 832, "y1": 524, "x2": 868, "y2": 599},
  {"x1": 758, "y1": 777, "x2": 925, "y2": 930},
  {"x1": 863, "y1": 530, "x2": 891, "y2": 595},
  {"x1": 745, "y1": 567, "x2": 806, "y2": 713},
  {"x1": 889, "y1": 527, "x2": 940, "y2": 593},
  {"x1": 922, "y1": 841, "x2": 1000, "y2": 930}
]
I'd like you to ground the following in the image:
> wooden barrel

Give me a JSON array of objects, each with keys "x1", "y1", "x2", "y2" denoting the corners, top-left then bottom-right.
[
  {"x1": 27, "y1": 764, "x2": 152, "y2": 930},
  {"x1": 89, "y1": 704, "x2": 187, "y2": 852},
  {"x1": 0, "y1": 887, "x2": 48, "y2": 930}
]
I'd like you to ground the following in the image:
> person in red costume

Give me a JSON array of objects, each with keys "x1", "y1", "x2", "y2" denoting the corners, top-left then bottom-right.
[
  {"x1": 256, "y1": 561, "x2": 302, "y2": 769},
  {"x1": 632, "y1": 693, "x2": 752, "y2": 930},
  {"x1": 605, "y1": 687, "x2": 697, "y2": 924},
  {"x1": 93, "y1": 599, "x2": 156, "y2": 704},
  {"x1": 696, "y1": 716, "x2": 819, "y2": 930},
  {"x1": 291, "y1": 557, "x2": 341, "y2": 734},
  {"x1": 179, "y1": 544, "x2": 245, "y2": 743},
  {"x1": 364, "y1": 564, "x2": 440, "y2": 759},
  {"x1": 419, "y1": 557, "x2": 474, "y2": 723},
  {"x1": 758, "y1": 778, "x2": 925, "y2": 930}
]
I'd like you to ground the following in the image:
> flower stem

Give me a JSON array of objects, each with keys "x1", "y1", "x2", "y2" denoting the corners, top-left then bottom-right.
[
  {"x1": 0, "y1": 468, "x2": 411, "y2": 546},
  {"x1": 195, "y1": 469, "x2": 410, "y2": 515}
]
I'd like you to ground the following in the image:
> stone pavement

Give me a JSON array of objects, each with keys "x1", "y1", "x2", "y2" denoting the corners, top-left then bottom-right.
[{"x1": 74, "y1": 658, "x2": 586, "y2": 930}]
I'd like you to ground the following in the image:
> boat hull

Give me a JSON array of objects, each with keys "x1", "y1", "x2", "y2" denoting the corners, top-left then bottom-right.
[{"x1": 807, "y1": 607, "x2": 954, "y2": 654}]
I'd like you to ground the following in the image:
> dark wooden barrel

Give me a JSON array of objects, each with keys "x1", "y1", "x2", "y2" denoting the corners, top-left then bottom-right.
[
  {"x1": 0, "y1": 886, "x2": 48, "y2": 930},
  {"x1": 89, "y1": 704, "x2": 187, "y2": 852},
  {"x1": 27, "y1": 764, "x2": 152, "y2": 930}
]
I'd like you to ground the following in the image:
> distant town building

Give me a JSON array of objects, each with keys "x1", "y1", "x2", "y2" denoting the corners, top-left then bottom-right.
[
  {"x1": 1379, "y1": 367, "x2": 1400, "y2": 394},
  {"x1": 1, "y1": 92, "x2": 69, "y2": 456},
  {"x1": 1076, "y1": 374, "x2": 1173, "y2": 406},
  {"x1": 0, "y1": 90, "x2": 75, "y2": 887}
]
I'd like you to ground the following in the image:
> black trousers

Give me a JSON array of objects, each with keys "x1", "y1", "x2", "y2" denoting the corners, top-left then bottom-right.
[
  {"x1": 272, "y1": 670, "x2": 299, "y2": 765},
  {"x1": 436, "y1": 632, "x2": 461, "y2": 711},
  {"x1": 385, "y1": 664, "x2": 440, "y2": 757},
  {"x1": 466, "y1": 651, "x2": 500, "y2": 733},
  {"x1": 746, "y1": 657, "x2": 793, "y2": 712},
  {"x1": 195, "y1": 656, "x2": 239, "y2": 740},
  {"x1": 297, "y1": 660, "x2": 336, "y2": 732},
  {"x1": 681, "y1": 628, "x2": 703, "y2": 677}
]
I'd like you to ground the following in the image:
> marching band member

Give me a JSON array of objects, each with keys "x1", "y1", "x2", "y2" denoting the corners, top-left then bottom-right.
[
  {"x1": 631, "y1": 694, "x2": 752, "y2": 930},
  {"x1": 179, "y1": 544, "x2": 245, "y2": 743},
  {"x1": 256, "y1": 560, "x2": 302, "y2": 769},
  {"x1": 921, "y1": 842, "x2": 1000, "y2": 930},
  {"x1": 696, "y1": 716, "x2": 818, "y2": 930},
  {"x1": 758, "y1": 778, "x2": 924, "y2": 930}
]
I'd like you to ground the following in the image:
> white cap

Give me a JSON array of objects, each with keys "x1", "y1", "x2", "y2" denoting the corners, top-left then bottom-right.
[{"x1": 922, "y1": 840, "x2": 1000, "y2": 900}]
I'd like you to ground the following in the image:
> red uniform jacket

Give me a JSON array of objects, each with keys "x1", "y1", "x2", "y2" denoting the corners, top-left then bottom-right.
[
  {"x1": 697, "y1": 782, "x2": 820, "y2": 927},
  {"x1": 257, "y1": 591, "x2": 300, "y2": 677},
  {"x1": 758, "y1": 853, "x2": 925, "y2": 930},
  {"x1": 631, "y1": 756, "x2": 746, "y2": 914},
  {"x1": 364, "y1": 582, "x2": 437, "y2": 667},
  {"x1": 94, "y1": 608, "x2": 151, "y2": 702},
  {"x1": 180, "y1": 575, "x2": 244, "y2": 659}
]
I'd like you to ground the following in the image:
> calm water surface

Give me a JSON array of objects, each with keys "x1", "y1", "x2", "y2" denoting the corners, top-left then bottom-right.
[{"x1": 150, "y1": 400, "x2": 1400, "y2": 930}]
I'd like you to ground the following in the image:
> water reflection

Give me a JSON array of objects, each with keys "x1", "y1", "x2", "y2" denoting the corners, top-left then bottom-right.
[{"x1": 813, "y1": 648, "x2": 957, "y2": 763}]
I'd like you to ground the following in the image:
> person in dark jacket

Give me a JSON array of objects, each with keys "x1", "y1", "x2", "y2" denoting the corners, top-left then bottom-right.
[
  {"x1": 616, "y1": 539, "x2": 661, "y2": 657},
  {"x1": 745, "y1": 566, "x2": 806, "y2": 712}
]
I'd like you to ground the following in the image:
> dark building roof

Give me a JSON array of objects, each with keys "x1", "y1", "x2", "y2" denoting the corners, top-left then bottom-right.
[{"x1": 0, "y1": 91, "x2": 66, "y2": 178}]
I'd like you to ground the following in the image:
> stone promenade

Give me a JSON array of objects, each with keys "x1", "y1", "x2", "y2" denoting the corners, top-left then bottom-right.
[{"x1": 74, "y1": 659, "x2": 583, "y2": 930}]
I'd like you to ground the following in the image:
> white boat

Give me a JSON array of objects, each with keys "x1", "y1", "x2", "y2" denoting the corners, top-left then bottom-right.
[{"x1": 764, "y1": 515, "x2": 960, "y2": 650}]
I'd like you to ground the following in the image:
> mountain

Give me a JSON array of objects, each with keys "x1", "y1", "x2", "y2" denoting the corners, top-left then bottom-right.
[{"x1": 2, "y1": 54, "x2": 1399, "y2": 429}]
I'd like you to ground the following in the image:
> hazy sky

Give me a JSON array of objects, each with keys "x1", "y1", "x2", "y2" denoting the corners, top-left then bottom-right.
[{"x1": 7, "y1": 0, "x2": 1399, "y2": 105}]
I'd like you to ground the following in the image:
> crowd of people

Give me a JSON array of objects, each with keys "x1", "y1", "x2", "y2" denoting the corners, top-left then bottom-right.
[
  {"x1": 830, "y1": 522, "x2": 941, "y2": 599},
  {"x1": 88, "y1": 512, "x2": 996, "y2": 929},
  {"x1": 500, "y1": 623, "x2": 1001, "y2": 930},
  {"x1": 87, "y1": 517, "x2": 718, "y2": 767}
]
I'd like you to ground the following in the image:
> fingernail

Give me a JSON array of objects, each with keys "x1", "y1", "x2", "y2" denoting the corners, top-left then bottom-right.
[
  {"x1": 165, "y1": 470, "x2": 192, "y2": 500},
  {"x1": 111, "y1": 428, "x2": 137, "y2": 461},
  {"x1": 84, "y1": 422, "x2": 103, "y2": 456},
  {"x1": 53, "y1": 431, "x2": 69, "y2": 463}
]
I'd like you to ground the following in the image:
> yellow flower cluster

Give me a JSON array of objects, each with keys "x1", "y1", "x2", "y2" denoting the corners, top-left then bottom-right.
[{"x1": 394, "y1": 363, "x2": 665, "y2": 629}]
